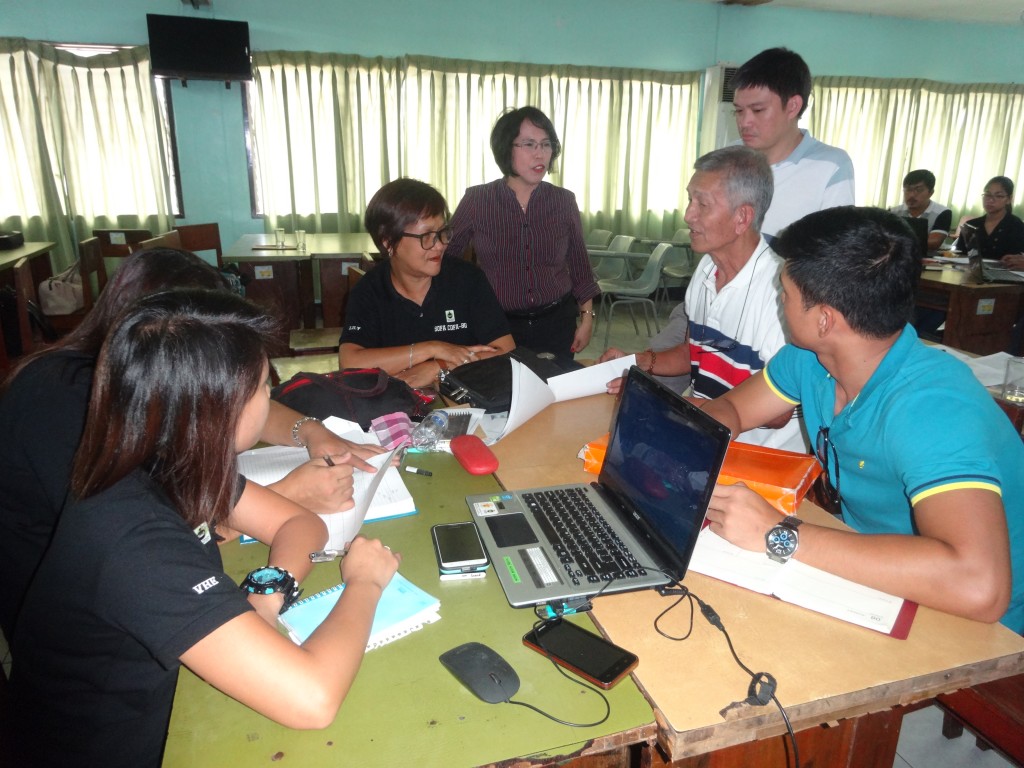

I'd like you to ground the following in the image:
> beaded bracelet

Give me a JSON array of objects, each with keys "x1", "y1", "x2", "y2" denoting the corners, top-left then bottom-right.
[
  {"x1": 291, "y1": 415, "x2": 321, "y2": 447},
  {"x1": 644, "y1": 348, "x2": 657, "y2": 374}
]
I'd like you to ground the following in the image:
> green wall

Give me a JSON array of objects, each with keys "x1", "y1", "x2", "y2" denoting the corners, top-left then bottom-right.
[{"x1": 3, "y1": 0, "x2": 1021, "y2": 246}]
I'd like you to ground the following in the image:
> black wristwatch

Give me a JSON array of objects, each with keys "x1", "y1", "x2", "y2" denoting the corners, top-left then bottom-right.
[
  {"x1": 239, "y1": 566, "x2": 300, "y2": 613},
  {"x1": 765, "y1": 516, "x2": 803, "y2": 564}
]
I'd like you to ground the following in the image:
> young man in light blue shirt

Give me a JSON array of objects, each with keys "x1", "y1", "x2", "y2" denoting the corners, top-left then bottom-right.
[{"x1": 702, "y1": 206, "x2": 1024, "y2": 633}]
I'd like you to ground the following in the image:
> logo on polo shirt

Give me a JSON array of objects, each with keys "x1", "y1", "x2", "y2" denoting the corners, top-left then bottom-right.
[
  {"x1": 192, "y1": 576, "x2": 219, "y2": 595},
  {"x1": 445, "y1": 309, "x2": 455, "y2": 322}
]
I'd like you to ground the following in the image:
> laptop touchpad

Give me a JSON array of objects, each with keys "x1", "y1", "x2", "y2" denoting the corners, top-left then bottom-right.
[{"x1": 485, "y1": 514, "x2": 538, "y2": 547}]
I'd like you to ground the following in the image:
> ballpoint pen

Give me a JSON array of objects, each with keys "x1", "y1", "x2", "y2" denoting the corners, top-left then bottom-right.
[{"x1": 310, "y1": 548, "x2": 345, "y2": 563}]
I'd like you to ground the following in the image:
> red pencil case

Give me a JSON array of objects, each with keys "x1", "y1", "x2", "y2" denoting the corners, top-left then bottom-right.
[{"x1": 450, "y1": 435, "x2": 499, "y2": 475}]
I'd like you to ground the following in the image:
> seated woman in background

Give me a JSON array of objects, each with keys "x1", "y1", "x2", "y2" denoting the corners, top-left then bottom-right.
[
  {"x1": 10, "y1": 290, "x2": 400, "y2": 767},
  {"x1": 953, "y1": 176, "x2": 1024, "y2": 263},
  {"x1": 445, "y1": 106, "x2": 599, "y2": 363},
  {"x1": 0, "y1": 248, "x2": 378, "y2": 642},
  {"x1": 339, "y1": 178, "x2": 515, "y2": 388}
]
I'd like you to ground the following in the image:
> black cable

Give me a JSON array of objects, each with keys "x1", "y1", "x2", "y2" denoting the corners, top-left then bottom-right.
[
  {"x1": 507, "y1": 616, "x2": 611, "y2": 728},
  {"x1": 651, "y1": 574, "x2": 800, "y2": 768}
]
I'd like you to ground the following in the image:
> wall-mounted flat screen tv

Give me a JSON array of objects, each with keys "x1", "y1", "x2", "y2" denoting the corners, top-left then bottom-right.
[{"x1": 147, "y1": 14, "x2": 252, "y2": 82}]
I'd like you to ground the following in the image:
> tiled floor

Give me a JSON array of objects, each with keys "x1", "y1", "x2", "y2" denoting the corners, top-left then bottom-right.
[{"x1": 0, "y1": 304, "x2": 1012, "y2": 768}]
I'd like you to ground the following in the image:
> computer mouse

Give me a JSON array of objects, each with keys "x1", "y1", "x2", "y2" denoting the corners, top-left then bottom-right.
[{"x1": 439, "y1": 642, "x2": 521, "y2": 704}]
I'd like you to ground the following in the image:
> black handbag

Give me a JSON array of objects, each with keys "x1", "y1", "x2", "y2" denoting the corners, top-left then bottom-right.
[
  {"x1": 439, "y1": 349, "x2": 583, "y2": 413},
  {"x1": 271, "y1": 368, "x2": 432, "y2": 429}
]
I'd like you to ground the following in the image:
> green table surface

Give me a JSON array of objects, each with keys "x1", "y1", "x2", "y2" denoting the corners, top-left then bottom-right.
[{"x1": 163, "y1": 452, "x2": 655, "y2": 767}]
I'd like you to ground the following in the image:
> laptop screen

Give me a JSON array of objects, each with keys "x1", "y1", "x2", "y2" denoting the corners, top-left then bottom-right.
[
  {"x1": 597, "y1": 367, "x2": 732, "y2": 580},
  {"x1": 901, "y1": 216, "x2": 930, "y2": 257}
]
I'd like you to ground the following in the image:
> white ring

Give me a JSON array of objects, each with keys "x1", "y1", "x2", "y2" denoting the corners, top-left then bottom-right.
[{"x1": 384, "y1": 545, "x2": 391, "y2": 551}]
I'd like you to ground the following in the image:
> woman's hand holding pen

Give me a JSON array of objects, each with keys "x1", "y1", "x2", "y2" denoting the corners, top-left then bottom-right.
[
  {"x1": 303, "y1": 426, "x2": 385, "y2": 472},
  {"x1": 267, "y1": 456, "x2": 356, "y2": 514},
  {"x1": 340, "y1": 537, "x2": 401, "y2": 592}
]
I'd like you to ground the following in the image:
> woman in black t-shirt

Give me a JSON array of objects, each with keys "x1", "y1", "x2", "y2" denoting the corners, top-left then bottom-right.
[
  {"x1": 954, "y1": 176, "x2": 1024, "y2": 261},
  {"x1": 10, "y1": 291, "x2": 400, "y2": 768},
  {"x1": 339, "y1": 178, "x2": 515, "y2": 389}
]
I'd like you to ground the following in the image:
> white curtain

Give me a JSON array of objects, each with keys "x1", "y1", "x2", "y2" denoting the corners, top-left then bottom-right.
[
  {"x1": 809, "y1": 76, "x2": 1024, "y2": 223},
  {"x1": 0, "y1": 38, "x2": 173, "y2": 268},
  {"x1": 248, "y1": 52, "x2": 701, "y2": 239}
]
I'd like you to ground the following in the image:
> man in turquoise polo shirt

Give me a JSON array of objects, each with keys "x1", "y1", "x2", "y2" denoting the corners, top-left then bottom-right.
[{"x1": 702, "y1": 206, "x2": 1024, "y2": 633}]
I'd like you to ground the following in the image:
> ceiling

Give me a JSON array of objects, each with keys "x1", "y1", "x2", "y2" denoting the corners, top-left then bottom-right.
[{"x1": 711, "y1": 0, "x2": 1024, "y2": 25}]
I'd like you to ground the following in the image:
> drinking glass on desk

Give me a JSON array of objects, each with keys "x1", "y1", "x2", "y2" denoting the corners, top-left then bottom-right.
[
  {"x1": 1002, "y1": 357, "x2": 1024, "y2": 403},
  {"x1": 274, "y1": 228, "x2": 286, "y2": 248},
  {"x1": 295, "y1": 229, "x2": 307, "y2": 252}
]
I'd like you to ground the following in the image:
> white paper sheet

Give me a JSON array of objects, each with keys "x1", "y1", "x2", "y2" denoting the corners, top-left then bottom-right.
[
  {"x1": 237, "y1": 417, "x2": 414, "y2": 549},
  {"x1": 478, "y1": 355, "x2": 636, "y2": 443}
]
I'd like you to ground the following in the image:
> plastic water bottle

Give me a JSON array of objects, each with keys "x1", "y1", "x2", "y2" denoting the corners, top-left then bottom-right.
[{"x1": 409, "y1": 411, "x2": 449, "y2": 451}]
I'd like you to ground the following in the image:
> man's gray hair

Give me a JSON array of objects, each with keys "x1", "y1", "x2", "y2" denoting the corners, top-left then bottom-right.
[{"x1": 693, "y1": 146, "x2": 774, "y2": 231}]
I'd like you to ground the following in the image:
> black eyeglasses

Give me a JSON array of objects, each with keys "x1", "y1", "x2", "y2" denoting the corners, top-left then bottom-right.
[
  {"x1": 815, "y1": 426, "x2": 842, "y2": 512},
  {"x1": 702, "y1": 338, "x2": 738, "y2": 352},
  {"x1": 401, "y1": 226, "x2": 453, "y2": 250},
  {"x1": 512, "y1": 140, "x2": 554, "y2": 153}
]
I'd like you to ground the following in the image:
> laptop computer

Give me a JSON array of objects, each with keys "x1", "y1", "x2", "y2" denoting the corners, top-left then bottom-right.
[
  {"x1": 901, "y1": 216, "x2": 931, "y2": 258},
  {"x1": 465, "y1": 366, "x2": 732, "y2": 608},
  {"x1": 969, "y1": 252, "x2": 1024, "y2": 284}
]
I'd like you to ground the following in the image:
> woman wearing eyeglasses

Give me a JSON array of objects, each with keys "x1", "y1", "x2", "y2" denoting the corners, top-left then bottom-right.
[
  {"x1": 445, "y1": 107, "x2": 599, "y2": 363},
  {"x1": 953, "y1": 176, "x2": 1024, "y2": 264},
  {"x1": 339, "y1": 178, "x2": 515, "y2": 388}
]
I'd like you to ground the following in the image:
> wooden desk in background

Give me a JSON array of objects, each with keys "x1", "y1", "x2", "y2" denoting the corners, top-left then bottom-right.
[
  {"x1": 314, "y1": 238, "x2": 378, "y2": 328},
  {"x1": 223, "y1": 233, "x2": 377, "y2": 341},
  {"x1": 493, "y1": 394, "x2": 1024, "y2": 767},
  {"x1": 916, "y1": 266, "x2": 1024, "y2": 355},
  {"x1": 163, "y1": 451, "x2": 656, "y2": 767},
  {"x1": 0, "y1": 241, "x2": 55, "y2": 285}
]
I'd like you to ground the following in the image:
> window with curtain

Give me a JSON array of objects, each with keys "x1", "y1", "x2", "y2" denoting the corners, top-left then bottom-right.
[
  {"x1": 0, "y1": 38, "x2": 174, "y2": 268},
  {"x1": 247, "y1": 52, "x2": 701, "y2": 239},
  {"x1": 808, "y1": 76, "x2": 1024, "y2": 225}
]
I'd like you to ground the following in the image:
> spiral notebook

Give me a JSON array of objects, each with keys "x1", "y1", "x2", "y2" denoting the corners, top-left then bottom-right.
[{"x1": 278, "y1": 572, "x2": 441, "y2": 650}]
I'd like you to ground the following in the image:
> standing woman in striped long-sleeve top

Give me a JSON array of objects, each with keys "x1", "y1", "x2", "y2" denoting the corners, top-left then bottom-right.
[{"x1": 445, "y1": 107, "x2": 600, "y2": 364}]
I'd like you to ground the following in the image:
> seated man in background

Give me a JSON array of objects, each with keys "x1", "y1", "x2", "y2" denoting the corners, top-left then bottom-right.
[
  {"x1": 702, "y1": 206, "x2": 1023, "y2": 631},
  {"x1": 601, "y1": 145, "x2": 805, "y2": 453},
  {"x1": 731, "y1": 47, "x2": 855, "y2": 244},
  {"x1": 889, "y1": 169, "x2": 952, "y2": 251}
]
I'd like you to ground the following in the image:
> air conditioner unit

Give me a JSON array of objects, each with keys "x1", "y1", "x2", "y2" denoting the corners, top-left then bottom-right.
[{"x1": 699, "y1": 64, "x2": 740, "y2": 156}]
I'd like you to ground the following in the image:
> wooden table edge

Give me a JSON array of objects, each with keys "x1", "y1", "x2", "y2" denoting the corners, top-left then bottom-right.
[{"x1": 646, "y1": 650, "x2": 1024, "y2": 759}]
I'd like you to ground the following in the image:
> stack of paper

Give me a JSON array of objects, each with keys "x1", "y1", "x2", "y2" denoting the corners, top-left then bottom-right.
[
  {"x1": 479, "y1": 355, "x2": 636, "y2": 443},
  {"x1": 237, "y1": 417, "x2": 415, "y2": 549}
]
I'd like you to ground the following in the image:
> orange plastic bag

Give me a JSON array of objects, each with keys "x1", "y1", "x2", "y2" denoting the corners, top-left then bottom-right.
[
  {"x1": 582, "y1": 434, "x2": 820, "y2": 515},
  {"x1": 717, "y1": 441, "x2": 822, "y2": 514}
]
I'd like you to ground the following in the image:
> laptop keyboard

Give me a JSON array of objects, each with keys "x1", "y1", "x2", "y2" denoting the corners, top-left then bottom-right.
[{"x1": 523, "y1": 488, "x2": 648, "y2": 586}]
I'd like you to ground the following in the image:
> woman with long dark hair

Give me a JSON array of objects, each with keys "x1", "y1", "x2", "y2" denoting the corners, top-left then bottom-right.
[
  {"x1": 0, "y1": 248, "x2": 378, "y2": 641},
  {"x1": 10, "y1": 290, "x2": 399, "y2": 767}
]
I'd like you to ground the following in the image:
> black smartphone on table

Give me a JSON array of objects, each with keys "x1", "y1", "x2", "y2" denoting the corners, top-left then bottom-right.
[
  {"x1": 522, "y1": 618, "x2": 638, "y2": 689},
  {"x1": 431, "y1": 522, "x2": 489, "y2": 573}
]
